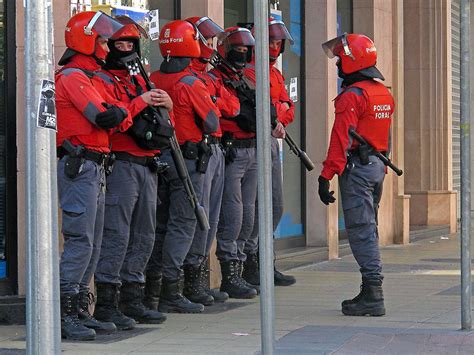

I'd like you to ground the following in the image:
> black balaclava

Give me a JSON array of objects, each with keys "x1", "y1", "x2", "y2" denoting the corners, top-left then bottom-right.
[
  {"x1": 160, "y1": 57, "x2": 192, "y2": 74},
  {"x1": 337, "y1": 60, "x2": 372, "y2": 87},
  {"x1": 227, "y1": 49, "x2": 248, "y2": 70},
  {"x1": 104, "y1": 38, "x2": 139, "y2": 70}
]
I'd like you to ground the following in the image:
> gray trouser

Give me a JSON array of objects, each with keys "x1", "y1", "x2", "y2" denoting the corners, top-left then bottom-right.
[
  {"x1": 95, "y1": 160, "x2": 158, "y2": 285},
  {"x1": 58, "y1": 157, "x2": 105, "y2": 295},
  {"x1": 339, "y1": 155, "x2": 385, "y2": 284},
  {"x1": 185, "y1": 144, "x2": 225, "y2": 266},
  {"x1": 245, "y1": 137, "x2": 283, "y2": 255},
  {"x1": 147, "y1": 149, "x2": 204, "y2": 280},
  {"x1": 216, "y1": 147, "x2": 258, "y2": 262}
]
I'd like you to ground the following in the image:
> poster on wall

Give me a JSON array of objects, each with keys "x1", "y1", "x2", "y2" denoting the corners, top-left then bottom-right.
[
  {"x1": 36, "y1": 80, "x2": 57, "y2": 131},
  {"x1": 70, "y1": 0, "x2": 92, "y2": 16},
  {"x1": 148, "y1": 9, "x2": 160, "y2": 41}
]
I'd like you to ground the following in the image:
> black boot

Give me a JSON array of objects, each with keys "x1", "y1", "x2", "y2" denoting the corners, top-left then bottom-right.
[
  {"x1": 77, "y1": 290, "x2": 116, "y2": 334},
  {"x1": 61, "y1": 293, "x2": 96, "y2": 341},
  {"x1": 159, "y1": 277, "x2": 204, "y2": 313},
  {"x1": 200, "y1": 259, "x2": 228, "y2": 303},
  {"x1": 220, "y1": 260, "x2": 257, "y2": 299},
  {"x1": 242, "y1": 253, "x2": 260, "y2": 286},
  {"x1": 342, "y1": 282, "x2": 365, "y2": 308},
  {"x1": 274, "y1": 268, "x2": 296, "y2": 286},
  {"x1": 342, "y1": 282, "x2": 385, "y2": 316},
  {"x1": 183, "y1": 264, "x2": 214, "y2": 306},
  {"x1": 94, "y1": 283, "x2": 136, "y2": 330},
  {"x1": 144, "y1": 270, "x2": 162, "y2": 311},
  {"x1": 238, "y1": 260, "x2": 259, "y2": 294},
  {"x1": 120, "y1": 282, "x2": 167, "y2": 324}
]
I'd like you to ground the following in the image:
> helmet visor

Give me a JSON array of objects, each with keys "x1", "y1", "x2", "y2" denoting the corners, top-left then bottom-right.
[
  {"x1": 114, "y1": 15, "x2": 149, "y2": 38},
  {"x1": 268, "y1": 20, "x2": 294, "y2": 44},
  {"x1": 85, "y1": 11, "x2": 124, "y2": 39},
  {"x1": 195, "y1": 17, "x2": 224, "y2": 39},
  {"x1": 218, "y1": 28, "x2": 255, "y2": 47},
  {"x1": 322, "y1": 33, "x2": 354, "y2": 59}
]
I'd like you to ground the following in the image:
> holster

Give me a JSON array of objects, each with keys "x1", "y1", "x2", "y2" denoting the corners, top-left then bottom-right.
[
  {"x1": 181, "y1": 141, "x2": 199, "y2": 160},
  {"x1": 61, "y1": 140, "x2": 85, "y2": 179},
  {"x1": 104, "y1": 153, "x2": 115, "y2": 176},
  {"x1": 221, "y1": 132, "x2": 236, "y2": 165},
  {"x1": 197, "y1": 139, "x2": 212, "y2": 174},
  {"x1": 358, "y1": 144, "x2": 370, "y2": 165}
]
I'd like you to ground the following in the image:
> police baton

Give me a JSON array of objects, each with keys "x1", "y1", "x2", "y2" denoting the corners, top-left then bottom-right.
[{"x1": 348, "y1": 128, "x2": 403, "y2": 176}]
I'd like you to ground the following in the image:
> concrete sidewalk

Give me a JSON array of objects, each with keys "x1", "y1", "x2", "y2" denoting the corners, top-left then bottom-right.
[{"x1": 1, "y1": 232, "x2": 473, "y2": 354}]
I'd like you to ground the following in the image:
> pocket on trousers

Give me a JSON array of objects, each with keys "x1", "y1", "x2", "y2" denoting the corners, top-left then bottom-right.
[
  {"x1": 342, "y1": 199, "x2": 368, "y2": 229},
  {"x1": 104, "y1": 195, "x2": 120, "y2": 233},
  {"x1": 62, "y1": 203, "x2": 87, "y2": 237}
]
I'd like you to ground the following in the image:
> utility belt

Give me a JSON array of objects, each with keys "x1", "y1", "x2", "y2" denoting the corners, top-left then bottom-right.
[
  {"x1": 232, "y1": 138, "x2": 256, "y2": 149},
  {"x1": 113, "y1": 151, "x2": 168, "y2": 174},
  {"x1": 57, "y1": 140, "x2": 115, "y2": 178},
  {"x1": 207, "y1": 136, "x2": 221, "y2": 144},
  {"x1": 180, "y1": 139, "x2": 212, "y2": 174},
  {"x1": 349, "y1": 146, "x2": 386, "y2": 166}
]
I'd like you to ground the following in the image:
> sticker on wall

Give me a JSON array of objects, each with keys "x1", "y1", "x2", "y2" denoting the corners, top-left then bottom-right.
[
  {"x1": 148, "y1": 9, "x2": 160, "y2": 41},
  {"x1": 37, "y1": 79, "x2": 57, "y2": 131},
  {"x1": 289, "y1": 77, "x2": 298, "y2": 102}
]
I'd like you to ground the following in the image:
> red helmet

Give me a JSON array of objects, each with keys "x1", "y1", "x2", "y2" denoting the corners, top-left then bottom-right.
[
  {"x1": 159, "y1": 20, "x2": 201, "y2": 58},
  {"x1": 268, "y1": 18, "x2": 293, "y2": 55},
  {"x1": 186, "y1": 16, "x2": 223, "y2": 61},
  {"x1": 110, "y1": 16, "x2": 148, "y2": 56},
  {"x1": 59, "y1": 11, "x2": 124, "y2": 65},
  {"x1": 322, "y1": 33, "x2": 384, "y2": 79},
  {"x1": 216, "y1": 27, "x2": 255, "y2": 59}
]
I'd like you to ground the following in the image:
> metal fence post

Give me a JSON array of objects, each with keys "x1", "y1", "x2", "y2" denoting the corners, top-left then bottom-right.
[
  {"x1": 460, "y1": 0, "x2": 472, "y2": 331},
  {"x1": 253, "y1": 0, "x2": 275, "y2": 354},
  {"x1": 25, "y1": 0, "x2": 61, "y2": 353}
]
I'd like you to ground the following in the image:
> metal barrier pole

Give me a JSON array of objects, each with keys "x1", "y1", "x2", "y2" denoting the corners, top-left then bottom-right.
[
  {"x1": 25, "y1": 0, "x2": 61, "y2": 353},
  {"x1": 460, "y1": 0, "x2": 472, "y2": 331},
  {"x1": 253, "y1": 1, "x2": 275, "y2": 354}
]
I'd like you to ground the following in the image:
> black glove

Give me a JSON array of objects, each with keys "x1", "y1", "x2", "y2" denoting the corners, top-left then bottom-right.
[
  {"x1": 95, "y1": 103, "x2": 127, "y2": 129},
  {"x1": 270, "y1": 104, "x2": 278, "y2": 127},
  {"x1": 318, "y1": 176, "x2": 335, "y2": 205}
]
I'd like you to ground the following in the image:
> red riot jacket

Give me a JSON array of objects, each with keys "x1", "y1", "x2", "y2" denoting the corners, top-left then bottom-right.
[
  {"x1": 95, "y1": 68, "x2": 161, "y2": 157},
  {"x1": 55, "y1": 54, "x2": 134, "y2": 153},
  {"x1": 209, "y1": 68, "x2": 255, "y2": 139},
  {"x1": 321, "y1": 79, "x2": 394, "y2": 180},
  {"x1": 244, "y1": 63, "x2": 295, "y2": 126},
  {"x1": 189, "y1": 60, "x2": 240, "y2": 138},
  {"x1": 150, "y1": 66, "x2": 219, "y2": 145}
]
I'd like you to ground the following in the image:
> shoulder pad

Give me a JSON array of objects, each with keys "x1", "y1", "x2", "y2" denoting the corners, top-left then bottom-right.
[
  {"x1": 179, "y1": 75, "x2": 199, "y2": 86},
  {"x1": 207, "y1": 72, "x2": 217, "y2": 81},
  {"x1": 94, "y1": 71, "x2": 115, "y2": 84},
  {"x1": 344, "y1": 87, "x2": 364, "y2": 96},
  {"x1": 60, "y1": 68, "x2": 87, "y2": 77}
]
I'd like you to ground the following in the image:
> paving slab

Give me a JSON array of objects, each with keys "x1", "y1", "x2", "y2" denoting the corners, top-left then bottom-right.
[{"x1": 2, "y1": 233, "x2": 473, "y2": 354}]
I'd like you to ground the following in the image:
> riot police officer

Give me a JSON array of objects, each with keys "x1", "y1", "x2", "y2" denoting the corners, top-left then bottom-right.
[
  {"x1": 243, "y1": 18, "x2": 297, "y2": 288},
  {"x1": 56, "y1": 11, "x2": 132, "y2": 340},
  {"x1": 211, "y1": 27, "x2": 259, "y2": 299},
  {"x1": 319, "y1": 33, "x2": 394, "y2": 317},
  {"x1": 146, "y1": 20, "x2": 220, "y2": 313},
  {"x1": 182, "y1": 16, "x2": 239, "y2": 305},
  {"x1": 93, "y1": 17, "x2": 170, "y2": 328}
]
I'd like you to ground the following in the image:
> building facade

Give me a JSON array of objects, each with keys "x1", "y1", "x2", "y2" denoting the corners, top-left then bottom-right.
[{"x1": 0, "y1": 0, "x2": 462, "y2": 302}]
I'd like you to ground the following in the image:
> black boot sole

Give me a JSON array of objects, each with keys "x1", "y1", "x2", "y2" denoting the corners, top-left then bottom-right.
[
  {"x1": 158, "y1": 304, "x2": 204, "y2": 313},
  {"x1": 61, "y1": 333, "x2": 96, "y2": 341},
  {"x1": 341, "y1": 305, "x2": 386, "y2": 317},
  {"x1": 133, "y1": 317, "x2": 167, "y2": 324},
  {"x1": 222, "y1": 290, "x2": 257, "y2": 299}
]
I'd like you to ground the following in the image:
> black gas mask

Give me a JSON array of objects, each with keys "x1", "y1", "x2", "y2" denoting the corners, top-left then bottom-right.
[
  {"x1": 227, "y1": 49, "x2": 248, "y2": 70},
  {"x1": 104, "y1": 38, "x2": 140, "y2": 70}
]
